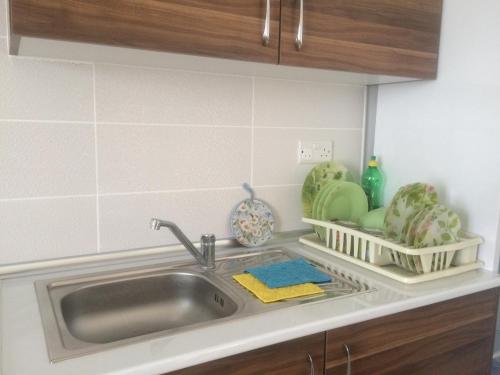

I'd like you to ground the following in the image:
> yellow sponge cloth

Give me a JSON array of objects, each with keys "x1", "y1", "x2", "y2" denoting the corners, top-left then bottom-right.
[{"x1": 233, "y1": 273, "x2": 324, "y2": 303}]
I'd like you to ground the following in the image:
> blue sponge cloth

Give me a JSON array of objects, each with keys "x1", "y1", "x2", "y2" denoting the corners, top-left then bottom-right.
[{"x1": 245, "y1": 258, "x2": 331, "y2": 288}]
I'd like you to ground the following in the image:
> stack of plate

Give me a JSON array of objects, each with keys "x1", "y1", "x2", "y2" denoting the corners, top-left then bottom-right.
[
  {"x1": 384, "y1": 183, "x2": 462, "y2": 248},
  {"x1": 301, "y1": 161, "x2": 352, "y2": 219},
  {"x1": 302, "y1": 162, "x2": 368, "y2": 240}
]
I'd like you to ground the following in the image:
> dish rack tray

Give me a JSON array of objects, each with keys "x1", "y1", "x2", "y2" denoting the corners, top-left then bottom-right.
[{"x1": 299, "y1": 218, "x2": 483, "y2": 284}]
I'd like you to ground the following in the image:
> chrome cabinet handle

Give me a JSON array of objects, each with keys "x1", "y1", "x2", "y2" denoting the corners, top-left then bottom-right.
[
  {"x1": 295, "y1": 0, "x2": 304, "y2": 50},
  {"x1": 343, "y1": 344, "x2": 351, "y2": 375},
  {"x1": 306, "y1": 353, "x2": 315, "y2": 375},
  {"x1": 262, "y1": 0, "x2": 271, "y2": 46}
]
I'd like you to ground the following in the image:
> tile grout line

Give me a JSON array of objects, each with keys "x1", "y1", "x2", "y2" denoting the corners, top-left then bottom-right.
[
  {"x1": 92, "y1": 63, "x2": 101, "y2": 254},
  {"x1": 0, "y1": 119, "x2": 362, "y2": 132},
  {"x1": 0, "y1": 194, "x2": 97, "y2": 202},
  {"x1": 95, "y1": 122, "x2": 361, "y2": 131},
  {"x1": 0, "y1": 185, "x2": 302, "y2": 202},
  {"x1": 254, "y1": 126, "x2": 362, "y2": 131},
  {"x1": 0, "y1": 119, "x2": 94, "y2": 125},
  {"x1": 250, "y1": 77, "x2": 255, "y2": 186},
  {"x1": 97, "y1": 122, "x2": 252, "y2": 128}
]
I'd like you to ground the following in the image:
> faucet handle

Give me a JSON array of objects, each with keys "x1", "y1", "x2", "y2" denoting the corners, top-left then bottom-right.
[{"x1": 200, "y1": 234, "x2": 216, "y2": 269}]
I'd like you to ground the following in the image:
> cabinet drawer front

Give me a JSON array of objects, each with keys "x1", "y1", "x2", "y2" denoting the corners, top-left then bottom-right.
[
  {"x1": 280, "y1": 0, "x2": 442, "y2": 78},
  {"x1": 326, "y1": 289, "x2": 499, "y2": 373},
  {"x1": 11, "y1": 0, "x2": 281, "y2": 63},
  {"x1": 167, "y1": 333, "x2": 325, "y2": 375},
  {"x1": 326, "y1": 316, "x2": 496, "y2": 375}
]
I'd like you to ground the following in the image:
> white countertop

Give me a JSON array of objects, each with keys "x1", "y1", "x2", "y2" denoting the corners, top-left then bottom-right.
[{"x1": 2, "y1": 236, "x2": 500, "y2": 375}]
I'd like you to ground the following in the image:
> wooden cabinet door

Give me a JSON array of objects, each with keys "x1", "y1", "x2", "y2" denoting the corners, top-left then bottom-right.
[
  {"x1": 166, "y1": 333, "x2": 325, "y2": 375},
  {"x1": 325, "y1": 289, "x2": 499, "y2": 375},
  {"x1": 279, "y1": 0, "x2": 443, "y2": 78},
  {"x1": 10, "y1": 0, "x2": 281, "y2": 63}
]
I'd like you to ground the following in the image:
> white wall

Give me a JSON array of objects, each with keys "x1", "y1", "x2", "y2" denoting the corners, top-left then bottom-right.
[
  {"x1": 374, "y1": 0, "x2": 500, "y2": 270},
  {"x1": 0, "y1": 4, "x2": 365, "y2": 265}
]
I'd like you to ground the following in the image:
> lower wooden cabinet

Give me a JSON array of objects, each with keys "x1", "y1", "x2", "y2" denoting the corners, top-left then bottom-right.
[
  {"x1": 326, "y1": 289, "x2": 499, "y2": 375},
  {"x1": 166, "y1": 333, "x2": 325, "y2": 375},
  {"x1": 166, "y1": 288, "x2": 498, "y2": 375}
]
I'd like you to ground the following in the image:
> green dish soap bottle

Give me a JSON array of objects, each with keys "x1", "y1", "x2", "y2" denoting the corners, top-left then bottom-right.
[{"x1": 362, "y1": 156, "x2": 384, "y2": 210}]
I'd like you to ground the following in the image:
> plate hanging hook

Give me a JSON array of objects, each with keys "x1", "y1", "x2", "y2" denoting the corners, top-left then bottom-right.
[{"x1": 242, "y1": 183, "x2": 255, "y2": 201}]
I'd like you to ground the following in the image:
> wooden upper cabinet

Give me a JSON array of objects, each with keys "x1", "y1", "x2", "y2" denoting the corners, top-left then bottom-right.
[
  {"x1": 10, "y1": 0, "x2": 281, "y2": 63},
  {"x1": 279, "y1": 0, "x2": 443, "y2": 78},
  {"x1": 10, "y1": 0, "x2": 443, "y2": 78}
]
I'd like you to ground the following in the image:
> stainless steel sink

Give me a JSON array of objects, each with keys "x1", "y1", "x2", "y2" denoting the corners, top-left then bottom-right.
[
  {"x1": 59, "y1": 272, "x2": 238, "y2": 345},
  {"x1": 36, "y1": 247, "x2": 372, "y2": 362}
]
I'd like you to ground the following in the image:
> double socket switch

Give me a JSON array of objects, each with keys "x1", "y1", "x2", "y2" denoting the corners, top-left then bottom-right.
[{"x1": 298, "y1": 141, "x2": 333, "y2": 164}]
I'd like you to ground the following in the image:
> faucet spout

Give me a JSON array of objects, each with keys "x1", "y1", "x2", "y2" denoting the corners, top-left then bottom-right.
[
  {"x1": 150, "y1": 218, "x2": 162, "y2": 231},
  {"x1": 150, "y1": 218, "x2": 215, "y2": 270}
]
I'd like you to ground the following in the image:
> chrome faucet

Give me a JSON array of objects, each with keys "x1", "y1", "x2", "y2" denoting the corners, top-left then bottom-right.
[{"x1": 150, "y1": 218, "x2": 216, "y2": 270}]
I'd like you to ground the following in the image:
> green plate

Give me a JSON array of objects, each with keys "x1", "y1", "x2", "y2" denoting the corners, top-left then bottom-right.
[
  {"x1": 313, "y1": 181, "x2": 343, "y2": 240},
  {"x1": 312, "y1": 180, "x2": 342, "y2": 220},
  {"x1": 301, "y1": 162, "x2": 352, "y2": 218},
  {"x1": 320, "y1": 181, "x2": 368, "y2": 226},
  {"x1": 311, "y1": 184, "x2": 328, "y2": 221}
]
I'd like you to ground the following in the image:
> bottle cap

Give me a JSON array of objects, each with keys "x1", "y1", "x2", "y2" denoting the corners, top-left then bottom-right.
[{"x1": 368, "y1": 155, "x2": 378, "y2": 167}]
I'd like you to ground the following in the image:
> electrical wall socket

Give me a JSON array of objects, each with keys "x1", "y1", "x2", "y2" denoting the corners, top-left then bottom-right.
[{"x1": 298, "y1": 141, "x2": 333, "y2": 164}]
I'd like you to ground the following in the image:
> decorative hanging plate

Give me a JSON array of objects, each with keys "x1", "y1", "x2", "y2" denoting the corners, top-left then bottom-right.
[{"x1": 230, "y1": 183, "x2": 274, "y2": 247}]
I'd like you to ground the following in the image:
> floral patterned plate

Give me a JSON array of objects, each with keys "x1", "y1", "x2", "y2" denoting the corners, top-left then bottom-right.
[
  {"x1": 384, "y1": 183, "x2": 438, "y2": 242},
  {"x1": 412, "y1": 205, "x2": 462, "y2": 248},
  {"x1": 404, "y1": 207, "x2": 431, "y2": 246},
  {"x1": 230, "y1": 184, "x2": 274, "y2": 247}
]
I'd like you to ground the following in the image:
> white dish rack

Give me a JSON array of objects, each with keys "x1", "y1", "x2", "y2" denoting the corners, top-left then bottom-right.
[{"x1": 300, "y1": 218, "x2": 483, "y2": 284}]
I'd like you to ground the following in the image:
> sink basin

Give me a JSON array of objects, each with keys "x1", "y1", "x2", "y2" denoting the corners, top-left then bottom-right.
[
  {"x1": 36, "y1": 247, "x2": 372, "y2": 362},
  {"x1": 59, "y1": 272, "x2": 238, "y2": 344}
]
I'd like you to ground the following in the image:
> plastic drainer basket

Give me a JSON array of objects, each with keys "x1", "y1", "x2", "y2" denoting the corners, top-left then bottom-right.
[{"x1": 300, "y1": 218, "x2": 483, "y2": 283}]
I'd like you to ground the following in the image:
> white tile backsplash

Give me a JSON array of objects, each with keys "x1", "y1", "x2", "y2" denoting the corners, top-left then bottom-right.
[
  {"x1": 0, "y1": 197, "x2": 97, "y2": 264},
  {"x1": 97, "y1": 124, "x2": 251, "y2": 193},
  {"x1": 255, "y1": 185, "x2": 309, "y2": 233},
  {"x1": 0, "y1": 39, "x2": 93, "y2": 121},
  {"x1": 0, "y1": 121, "x2": 96, "y2": 198},
  {"x1": 253, "y1": 128, "x2": 363, "y2": 186},
  {"x1": 99, "y1": 189, "x2": 246, "y2": 252},
  {"x1": 95, "y1": 64, "x2": 253, "y2": 126},
  {"x1": 0, "y1": 35, "x2": 365, "y2": 264},
  {"x1": 254, "y1": 78, "x2": 365, "y2": 128}
]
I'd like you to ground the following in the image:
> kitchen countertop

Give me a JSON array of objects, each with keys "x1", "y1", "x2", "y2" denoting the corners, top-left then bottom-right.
[{"x1": 1, "y1": 234, "x2": 500, "y2": 375}]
